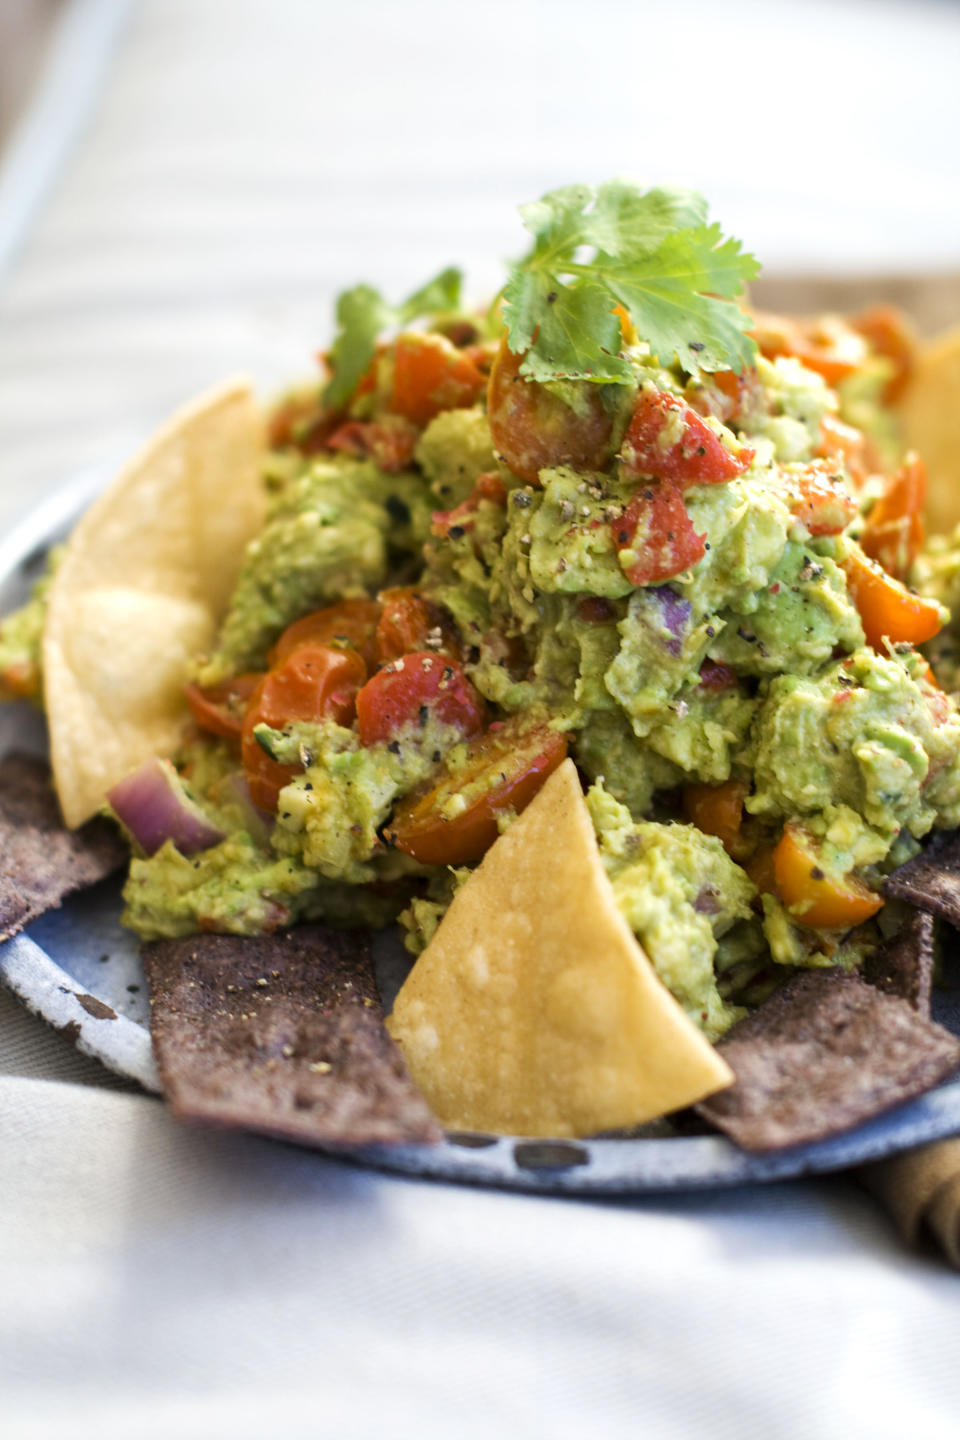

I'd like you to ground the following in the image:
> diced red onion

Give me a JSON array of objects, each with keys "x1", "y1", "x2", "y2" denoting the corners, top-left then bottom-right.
[
  {"x1": 220, "y1": 770, "x2": 273, "y2": 847},
  {"x1": 647, "y1": 585, "x2": 692, "y2": 657},
  {"x1": 108, "y1": 758, "x2": 225, "y2": 856}
]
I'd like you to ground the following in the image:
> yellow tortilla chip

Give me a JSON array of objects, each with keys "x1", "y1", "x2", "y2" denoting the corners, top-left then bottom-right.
[
  {"x1": 44, "y1": 378, "x2": 265, "y2": 827},
  {"x1": 387, "y1": 760, "x2": 733, "y2": 1137},
  {"x1": 900, "y1": 326, "x2": 960, "y2": 539}
]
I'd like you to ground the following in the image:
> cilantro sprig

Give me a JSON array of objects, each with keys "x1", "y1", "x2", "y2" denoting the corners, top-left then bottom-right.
[
  {"x1": 502, "y1": 179, "x2": 760, "y2": 381},
  {"x1": 324, "y1": 266, "x2": 463, "y2": 409}
]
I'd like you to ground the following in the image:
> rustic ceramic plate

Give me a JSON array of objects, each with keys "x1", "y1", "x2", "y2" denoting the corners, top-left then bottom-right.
[{"x1": 4, "y1": 470, "x2": 960, "y2": 1193}]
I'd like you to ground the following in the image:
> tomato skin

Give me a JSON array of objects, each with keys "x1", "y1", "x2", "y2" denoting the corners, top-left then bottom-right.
[
  {"x1": 613, "y1": 481, "x2": 706, "y2": 585},
  {"x1": 184, "y1": 673, "x2": 264, "y2": 741},
  {"x1": 242, "y1": 644, "x2": 367, "y2": 811},
  {"x1": 860, "y1": 453, "x2": 926, "y2": 580},
  {"x1": 375, "y1": 588, "x2": 459, "y2": 664},
  {"x1": 486, "y1": 334, "x2": 614, "y2": 485},
  {"x1": 773, "y1": 824, "x2": 884, "y2": 929},
  {"x1": 355, "y1": 652, "x2": 485, "y2": 748},
  {"x1": 619, "y1": 386, "x2": 753, "y2": 487},
  {"x1": 326, "y1": 417, "x2": 418, "y2": 472},
  {"x1": 390, "y1": 333, "x2": 485, "y2": 427},
  {"x1": 842, "y1": 547, "x2": 942, "y2": 650},
  {"x1": 787, "y1": 459, "x2": 857, "y2": 536},
  {"x1": 268, "y1": 599, "x2": 381, "y2": 672},
  {"x1": 385, "y1": 719, "x2": 568, "y2": 866}
]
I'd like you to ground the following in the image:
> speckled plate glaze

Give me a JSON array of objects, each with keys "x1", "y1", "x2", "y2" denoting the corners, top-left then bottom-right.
[{"x1": 5, "y1": 471, "x2": 960, "y2": 1193}]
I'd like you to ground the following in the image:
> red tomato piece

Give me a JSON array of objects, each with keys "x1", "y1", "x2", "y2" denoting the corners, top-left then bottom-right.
[
  {"x1": 375, "y1": 587, "x2": 459, "y2": 663},
  {"x1": 268, "y1": 599, "x2": 381, "y2": 672},
  {"x1": 242, "y1": 644, "x2": 367, "y2": 811},
  {"x1": 355, "y1": 652, "x2": 485, "y2": 748},
  {"x1": 184, "y1": 672, "x2": 264, "y2": 741},
  {"x1": 619, "y1": 386, "x2": 753, "y2": 487},
  {"x1": 787, "y1": 460, "x2": 858, "y2": 536},
  {"x1": 326, "y1": 417, "x2": 419, "y2": 473},
  {"x1": 385, "y1": 717, "x2": 568, "y2": 866},
  {"x1": 390, "y1": 332, "x2": 486, "y2": 427},
  {"x1": 486, "y1": 334, "x2": 615, "y2": 485},
  {"x1": 613, "y1": 481, "x2": 707, "y2": 585}
]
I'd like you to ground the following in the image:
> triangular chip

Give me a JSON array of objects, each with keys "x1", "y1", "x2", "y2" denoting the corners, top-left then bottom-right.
[
  {"x1": 387, "y1": 759, "x2": 733, "y2": 1137},
  {"x1": 900, "y1": 326, "x2": 960, "y2": 537},
  {"x1": 44, "y1": 379, "x2": 266, "y2": 826}
]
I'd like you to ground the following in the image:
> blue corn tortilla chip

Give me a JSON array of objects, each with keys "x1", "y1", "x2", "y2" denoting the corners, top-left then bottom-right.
[
  {"x1": 142, "y1": 926, "x2": 442, "y2": 1147},
  {"x1": 0, "y1": 751, "x2": 126, "y2": 943},
  {"x1": 697, "y1": 969, "x2": 960, "y2": 1151},
  {"x1": 862, "y1": 908, "x2": 935, "y2": 1017},
  {"x1": 885, "y1": 832, "x2": 960, "y2": 930}
]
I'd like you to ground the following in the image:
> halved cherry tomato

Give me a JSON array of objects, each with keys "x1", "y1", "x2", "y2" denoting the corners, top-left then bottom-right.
[
  {"x1": 745, "y1": 842, "x2": 778, "y2": 898},
  {"x1": 268, "y1": 599, "x2": 381, "y2": 672},
  {"x1": 750, "y1": 311, "x2": 868, "y2": 386},
  {"x1": 390, "y1": 332, "x2": 486, "y2": 427},
  {"x1": 860, "y1": 452, "x2": 926, "y2": 580},
  {"x1": 184, "y1": 672, "x2": 264, "y2": 741},
  {"x1": 852, "y1": 305, "x2": 917, "y2": 404},
  {"x1": 385, "y1": 717, "x2": 568, "y2": 865},
  {"x1": 620, "y1": 386, "x2": 753, "y2": 486},
  {"x1": 787, "y1": 459, "x2": 857, "y2": 536},
  {"x1": 816, "y1": 414, "x2": 877, "y2": 489},
  {"x1": 842, "y1": 546, "x2": 943, "y2": 650},
  {"x1": 613, "y1": 481, "x2": 706, "y2": 585},
  {"x1": 487, "y1": 334, "x2": 614, "y2": 485},
  {"x1": 355, "y1": 652, "x2": 484, "y2": 748},
  {"x1": 326, "y1": 416, "x2": 419, "y2": 472},
  {"x1": 682, "y1": 779, "x2": 748, "y2": 858},
  {"x1": 773, "y1": 824, "x2": 884, "y2": 929},
  {"x1": 375, "y1": 588, "x2": 459, "y2": 663},
  {"x1": 242, "y1": 644, "x2": 367, "y2": 810}
]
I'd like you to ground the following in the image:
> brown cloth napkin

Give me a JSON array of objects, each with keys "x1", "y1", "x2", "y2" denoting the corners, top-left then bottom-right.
[{"x1": 858, "y1": 1141, "x2": 960, "y2": 1268}]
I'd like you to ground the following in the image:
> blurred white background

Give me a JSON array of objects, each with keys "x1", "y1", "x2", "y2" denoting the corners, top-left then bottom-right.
[{"x1": 0, "y1": 0, "x2": 959, "y2": 512}]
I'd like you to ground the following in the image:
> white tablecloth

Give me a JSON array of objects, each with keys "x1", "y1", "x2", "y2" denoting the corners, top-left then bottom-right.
[{"x1": 4, "y1": 2, "x2": 960, "y2": 1433}]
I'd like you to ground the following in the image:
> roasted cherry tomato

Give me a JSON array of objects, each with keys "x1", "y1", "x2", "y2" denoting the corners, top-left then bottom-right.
[
  {"x1": 487, "y1": 334, "x2": 614, "y2": 485},
  {"x1": 242, "y1": 644, "x2": 367, "y2": 810},
  {"x1": 385, "y1": 717, "x2": 568, "y2": 866},
  {"x1": 613, "y1": 481, "x2": 706, "y2": 585},
  {"x1": 184, "y1": 672, "x2": 264, "y2": 741},
  {"x1": 787, "y1": 459, "x2": 857, "y2": 536},
  {"x1": 326, "y1": 416, "x2": 419, "y2": 472},
  {"x1": 390, "y1": 332, "x2": 486, "y2": 427},
  {"x1": 860, "y1": 452, "x2": 926, "y2": 580},
  {"x1": 619, "y1": 386, "x2": 753, "y2": 486},
  {"x1": 682, "y1": 779, "x2": 748, "y2": 858},
  {"x1": 355, "y1": 652, "x2": 484, "y2": 748},
  {"x1": 842, "y1": 547, "x2": 942, "y2": 650},
  {"x1": 268, "y1": 599, "x2": 381, "y2": 672},
  {"x1": 375, "y1": 587, "x2": 459, "y2": 664},
  {"x1": 750, "y1": 311, "x2": 868, "y2": 386},
  {"x1": 773, "y1": 824, "x2": 884, "y2": 929}
]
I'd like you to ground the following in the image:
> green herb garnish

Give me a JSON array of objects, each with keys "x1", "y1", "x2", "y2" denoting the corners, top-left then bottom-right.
[{"x1": 503, "y1": 179, "x2": 760, "y2": 382}]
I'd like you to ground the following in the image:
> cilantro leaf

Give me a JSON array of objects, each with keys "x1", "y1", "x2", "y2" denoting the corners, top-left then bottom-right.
[
  {"x1": 503, "y1": 180, "x2": 759, "y2": 382},
  {"x1": 324, "y1": 267, "x2": 464, "y2": 409}
]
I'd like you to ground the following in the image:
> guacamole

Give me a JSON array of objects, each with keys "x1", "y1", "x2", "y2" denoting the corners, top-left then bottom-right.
[{"x1": 4, "y1": 189, "x2": 956, "y2": 1047}]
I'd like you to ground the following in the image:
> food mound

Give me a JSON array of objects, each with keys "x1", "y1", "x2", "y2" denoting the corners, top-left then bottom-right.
[{"x1": 5, "y1": 179, "x2": 960, "y2": 1143}]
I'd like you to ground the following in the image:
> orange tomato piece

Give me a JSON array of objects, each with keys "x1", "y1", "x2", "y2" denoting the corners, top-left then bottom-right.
[
  {"x1": 385, "y1": 717, "x2": 568, "y2": 866},
  {"x1": 860, "y1": 452, "x2": 926, "y2": 580},
  {"x1": 486, "y1": 333, "x2": 614, "y2": 485},
  {"x1": 750, "y1": 311, "x2": 868, "y2": 386},
  {"x1": 184, "y1": 672, "x2": 264, "y2": 741},
  {"x1": 268, "y1": 599, "x2": 381, "y2": 672},
  {"x1": 242, "y1": 644, "x2": 367, "y2": 811},
  {"x1": 851, "y1": 304, "x2": 917, "y2": 404},
  {"x1": 816, "y1": 414, "x2": 877, "y2": 489},
  {"x1": 375, "y1": 587, "x2": 459, "y2": 664},
  {"x1": 682, "y1": 779, "x2": 748, "y2": 857},
  {"x1": 787, "y1": 459, "x2": 857, "y2": 536},
  {"x1": 773, "y1": 825, "x2": 884, "y2": 929},
  {"x1": 355, "y1": 652, "x2": 485, "y2": 748},
  {"x1": 842, "y1": 546, "x2": 942, "y2": 650},
  {"x1": 390, "y1": 332, "x2": 485, "y2": 427}
]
